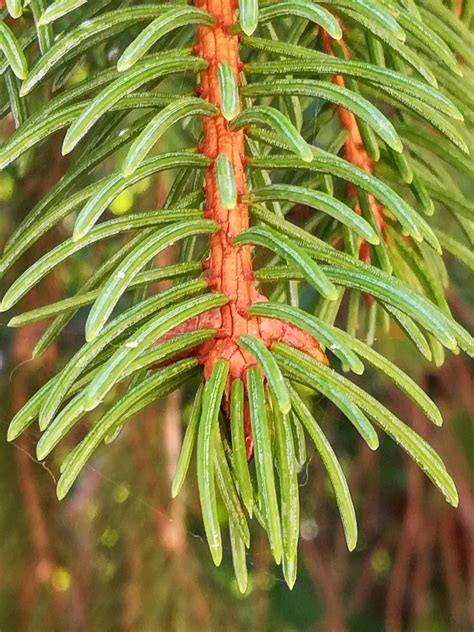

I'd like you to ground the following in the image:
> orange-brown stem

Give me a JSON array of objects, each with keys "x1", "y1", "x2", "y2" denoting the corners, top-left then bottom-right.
[
  {"x1": 171, "y1": 0, "x2": 326, "y2": 376},
  {"x1": 192, "y1": 0, "x2": 267, "y2": 382},
  {"x1": 156, "y1": 0, "x2": 326, "y2": 453}
]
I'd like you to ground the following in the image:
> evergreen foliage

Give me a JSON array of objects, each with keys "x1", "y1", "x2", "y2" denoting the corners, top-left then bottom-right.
[{"x1": 1, "y1": 0, "x2": 472, "y2": 591}]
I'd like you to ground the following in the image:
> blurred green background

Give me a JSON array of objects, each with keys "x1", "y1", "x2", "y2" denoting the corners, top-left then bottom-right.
[{"x1": 0, "y1": 101, "x2": 473, "y2": 632}]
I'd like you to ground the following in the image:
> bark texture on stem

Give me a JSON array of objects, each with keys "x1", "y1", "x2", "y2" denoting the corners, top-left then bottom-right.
[
  {"x1": 190, "y1": 0, "x2": 326, "y2": 380},
  {"x1": 158, "y1": 0, "x2": 327, "y2": 454},
  {"x1": 193, "y1": 0, "x2": 267, "y2": 380}
]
